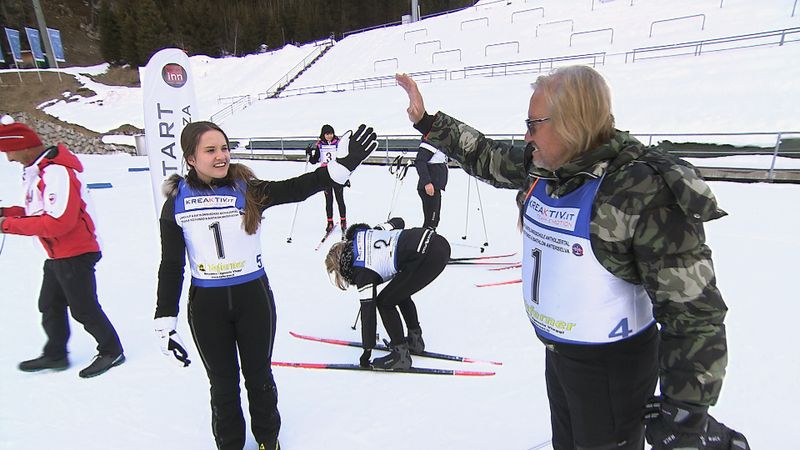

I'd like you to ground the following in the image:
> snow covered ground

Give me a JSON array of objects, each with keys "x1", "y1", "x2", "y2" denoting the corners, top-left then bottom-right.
[
  {"x1": 1, "y1": 154, "x2": 798, "y2": 450},
  {"x1": 2, "y1": 0, "x2": 799, "y2": 449}
]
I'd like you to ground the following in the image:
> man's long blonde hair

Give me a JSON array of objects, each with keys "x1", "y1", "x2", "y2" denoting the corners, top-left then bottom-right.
[{"x1": 533, "y1": 65, "x2": 615, "y2": 162}]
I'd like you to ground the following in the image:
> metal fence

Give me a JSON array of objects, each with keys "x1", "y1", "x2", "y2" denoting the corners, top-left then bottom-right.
[{"x1": 228, "y1": 131, "x2": 800, "y2": 182}]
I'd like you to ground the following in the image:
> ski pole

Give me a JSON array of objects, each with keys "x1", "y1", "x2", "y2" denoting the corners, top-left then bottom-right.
[
  {"x1": 386, "y1": 155, "x2": 410, "y2": 219},
  {"x1": 350, "y1": 308, "x2": 361, "y2": 330},
  {"x1": 286, "y1": 157, "x2": 310, "y2": 243},
  {"x1": 474, "y1": 179, "x2": 490, "y2": 249},
  {"x1": 462, "y1": 176, "x2": 471, "y2": 240}
]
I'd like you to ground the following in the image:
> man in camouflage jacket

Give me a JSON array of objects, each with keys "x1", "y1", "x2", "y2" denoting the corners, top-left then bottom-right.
[{"x1": 397, "y1": 67, "x2": 749, "y2": 450}]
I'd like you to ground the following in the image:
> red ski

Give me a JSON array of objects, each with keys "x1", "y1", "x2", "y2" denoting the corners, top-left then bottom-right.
[
  {"x1": 489, "y1": 263, "x2": 522, "y2": 271},
  {"x1": 289, "y1": 331, "x2": 502, "y2": 365},
  {"x1": 272, "y1": 361, "x2": 495, "y2": 376},
  {"x1": 314, "y1": 224, "x2": 338, "y2": 251},
  {"x1": 476, "y1": 279, "x2": 522, "y2": 288}
]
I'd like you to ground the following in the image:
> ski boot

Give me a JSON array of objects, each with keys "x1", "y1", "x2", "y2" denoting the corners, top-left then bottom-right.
[
  {"x1": 340, "y1": 217, "x2": 347, "y2": 240},
  {"x1": 325, "y1": 218, "x2": 334, "y2": 233},
  {"x1": 406, "y1": 327, "x2": 425, "y2": 355},
  {"x1": 372, "y1": 342, "x2": 412, "y2": 370}
]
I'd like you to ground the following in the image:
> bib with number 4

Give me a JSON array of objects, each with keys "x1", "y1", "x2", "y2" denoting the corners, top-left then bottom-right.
[{"x1": 521, "y1": 176, "x2": 654, "y2": 344}]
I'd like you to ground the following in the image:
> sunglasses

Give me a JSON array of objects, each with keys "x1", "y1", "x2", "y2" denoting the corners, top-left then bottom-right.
[{"x1": 525, "y1": 117, "x2": 550, "y2": 135}]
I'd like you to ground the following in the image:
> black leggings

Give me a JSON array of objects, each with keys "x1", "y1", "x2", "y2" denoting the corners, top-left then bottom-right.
[
  {"x1": 417, "y1": 187, "x2": 442, "y2": 229},
  {"x1": 376, "y1": 234, "x2": 450, "y2": 345},
  {"x1": 38, "y1": 252, "x2": 123, "y2": 359},
  {"x1": 188, "y1": 275, "x2": 280, "y2": 450},
  {"x1": 324, "y1": 184, "x2": 346, "y2": 220}
]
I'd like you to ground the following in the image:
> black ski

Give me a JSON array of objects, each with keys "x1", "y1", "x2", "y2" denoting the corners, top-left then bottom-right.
[
  {"x1": 289, "y1": 331, "x2": 502, "y2": 365},
  {"x1": 272, "y1": 361, "x2": 495, "y2": 376},
  {"x1": 448, "y1": 252, "x2": 516, "y2": 263}
]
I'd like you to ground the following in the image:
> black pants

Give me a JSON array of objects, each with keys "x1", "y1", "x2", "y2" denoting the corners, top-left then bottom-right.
[
  {"x1": 417, "y1": 187, "x2": 442, "y2": 229},
  {"x1": 38, "y1": 252, "x2": 123, "y2": 359},
  {"x1": 376, "y1": 233, "x2": 450, "y2": 344},
  {"x1": 545, "y1": 325, "x2": 658, "y2": 450},
  {"x1": 324, "y1": 184, "x2": 346, "y2": 220},
  {"x1": 188, "y1": 275, "x2": 280, "y2": 450}
]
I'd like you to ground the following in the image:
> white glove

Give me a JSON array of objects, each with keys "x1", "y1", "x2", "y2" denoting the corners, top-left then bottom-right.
[{"x1": 154, "y1": 316, "x2": 191, "y2": 367}]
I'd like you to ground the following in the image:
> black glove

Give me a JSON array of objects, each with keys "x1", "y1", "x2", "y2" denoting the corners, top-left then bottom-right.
[
  {"x1": 305, "y1": 144, "x2": 313, "y2": 159},
  {"x1": 644, "y1": 396, "x2": 750, "y2": 450},
  {"x1": 338, "y1": 124, "x2": 378, "y2": 171},
  {"x1": 359, "y1": 349, "x2": 372, "y2": 368}
]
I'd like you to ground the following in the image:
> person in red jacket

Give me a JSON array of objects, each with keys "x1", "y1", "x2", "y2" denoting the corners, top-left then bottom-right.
[{"x1": 0, "y1": 115, "x2": 124, "y2": 378}]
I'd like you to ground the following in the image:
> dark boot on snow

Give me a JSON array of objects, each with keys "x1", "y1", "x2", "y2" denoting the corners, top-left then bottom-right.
[
  {"x1": 79, "y1": 353, "x2": 125, "y2": 378},
  {"x1": 372, "y1": 343, "x2": 412, "y2": 370},
  {"x1": 18, "y1": 354, "x2": 70, "y2": 372},
  {"x1": 406, "y1": 327, "x2": 425, "y2": 355}
]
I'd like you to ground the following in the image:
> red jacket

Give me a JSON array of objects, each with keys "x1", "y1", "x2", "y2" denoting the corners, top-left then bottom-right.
[{"x1": 1, "y1": 144, "x2": 100, "y2": 259}]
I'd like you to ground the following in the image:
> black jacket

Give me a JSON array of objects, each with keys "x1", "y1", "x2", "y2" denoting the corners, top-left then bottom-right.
[{"x1": 414, "y1": 141, "x2": 448, "y2": 191}]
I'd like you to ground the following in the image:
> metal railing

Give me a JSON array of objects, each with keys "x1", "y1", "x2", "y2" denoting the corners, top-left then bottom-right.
[
  {"x1": 460, "y1": 17, "x2": 489, "y2": 31},
  {"x1": 630, "y1": 131, "x2": 800, "y2": 182},
  {"x1": 512, "y1": 7, "x2": 545, "y2": 23},
  {"x1": 536, "y1": 19, "x2": 574, "y2": 37},
  {"x1": 258, "y1": 37, "x2": 335, "y2": 99},
  {"x1": 626, "y1": 27, "x2": 800, "y2": 62},
  {"x1": 415, "y1": 40, "x2": 442, "y2": 54},
  {"x1": 231, "y1": 27, "x2": 798, "y2": 104},
  {"x1": 210, "y1": 95, "x2": 251, "y2": 123},
  {"x1": 404, "y1": 28, "x2": 428, "y2": 40},
  {"x1": 451, "y1": 52, "x2": 606, "y2": 79},
  {"x1": 432, "y1": 49, "x2": 462, "y2": 64},
  {"x1": 274, "y1": 69, "x2": 447, "y2": 98},
  {"x1": 570, "y1": 28, "x2": 614, "y2": 46},
  {"x1": 485, "y1": 41, "x2": 520, "y2": 56},
  {"x1": 228, "y1": 131, "x2": 800, "y2": 183},
  {"x1": 649, "y1": 14, "x2": 706, "y2": 38}
]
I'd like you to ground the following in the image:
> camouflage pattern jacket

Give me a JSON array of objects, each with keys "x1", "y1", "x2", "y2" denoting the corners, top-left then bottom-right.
[{"x1": 422, "y1": 111, "x2": 729, "y2": 407}]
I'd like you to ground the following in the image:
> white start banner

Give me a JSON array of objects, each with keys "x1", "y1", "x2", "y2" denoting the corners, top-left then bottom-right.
[{"x1": 142, "y1": 48, "x2": 199, "y2": 218}]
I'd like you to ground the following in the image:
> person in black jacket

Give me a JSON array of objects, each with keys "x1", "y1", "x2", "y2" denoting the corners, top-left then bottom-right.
[
  {"x1": 414, "y1": 139, "x2": 448, "y2": 229},
  {"x1": 324, "y1": 218, "x2": 450, "y2": 370},
  {"x1": 155, "y1": 121, "x2": 377, "y2": 450}
]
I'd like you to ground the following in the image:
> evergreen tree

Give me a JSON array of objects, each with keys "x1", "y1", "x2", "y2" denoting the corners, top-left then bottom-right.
[
  {"x1": 98, "y1": 0, "x2": 122, "y2": 64},
  {"x1": 119, "y1": 5, "x2": 140, "y2": 66},
  {"x1": 135, "y1": 0, "x2": 171, "y2": 64}
]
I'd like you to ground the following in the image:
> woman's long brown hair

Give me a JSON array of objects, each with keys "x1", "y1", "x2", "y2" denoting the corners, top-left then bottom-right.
[{"x1": 180, "y1": 121, "x2": 265, "y2": 235}]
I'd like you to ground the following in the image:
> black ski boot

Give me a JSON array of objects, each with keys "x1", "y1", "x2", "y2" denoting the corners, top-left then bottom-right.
[
  {"x1": 325, "y1": 219, "x2": 334, "y2": 233},
  {"x1": 406, "y1": 327, "x2": 425, "y2": 355},
  {"x1": 372, "y1": 343, "x2": 412, "y2": 370},
  {"x1": 79, "y1": 353, "x2": 125, "y2": 378},
  {"x1": 259, "y1": 440, "x2": 280, "y2": 450},
  {"x1": 18, "y1": 354, "x2": 69, "y2": 372}
]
